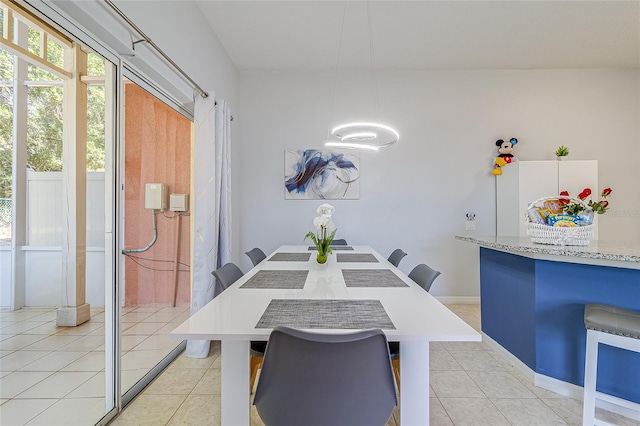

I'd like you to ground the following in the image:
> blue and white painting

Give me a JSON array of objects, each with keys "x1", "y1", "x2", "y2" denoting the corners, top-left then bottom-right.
[{"x1": 285, "y1": 149, "x2": 360, "y2": 200}]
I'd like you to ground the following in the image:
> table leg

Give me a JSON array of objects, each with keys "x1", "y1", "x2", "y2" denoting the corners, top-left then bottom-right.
[
  {"x1": 400, "y1": 340, "x2": 430, "y2": 425},
  {"x1": 221, "y1": 340, "x2": 250, "y2": 426}
]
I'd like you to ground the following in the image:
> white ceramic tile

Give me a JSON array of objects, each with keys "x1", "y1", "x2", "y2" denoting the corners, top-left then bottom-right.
[
  {"x1": 15, "y1": 371, "x2": 95, "y2": 398},
  {"x1": 143, "y1": 310, "x2": 187, "y2": 323},
  {"x1": 440, "y1": 397, "x2": 510, "y2": 425},
  {"x1": 155, "y1": 321, "x2": 189, "y2": 335},
  {"x1": 449, "y1": 350, "x2": 507, "y2": 371},
  {"x1": 121, "y1": 350, "x2": 166, "y2": 370},
  {"x1": 121, "y1": 368, "x2": 148, "y2": 393},
  {"x1": 130, "y1": 306, "x2": 161, "y2": 313},
  {"x1": 167, "y1": 394, "x2": 221, "y2": 426},
  {"x1": 430, "y1": 349, "x2": 463, "y2": 371},
  {"x1": 26, "y1": 397, "x2": 106, "y2": 425},
  {"x1": 22, "y1": 334, "x2": 82, "y2": 351},
  {"x1": 442, "y1": 341, "x2": 486, "y2": 352},
  {"x1": 430, "y1": 370, "x2": 485, "y2": 398},
  {"x1": 492, "y1": 398, "x2": 567, "y2": 425},
  {"x1": 541, "y1": 397, "x2": 583, "y2": 425},
  {"x1": 22, "y1": 322, "x2": 62, "y2": 335},
  {"x1": 0, "y1": 333, "x2": 16, "y2": 341},
  {"x1": 2, "y1": 310, "x2": 48, "y2": 322},
  {"x1": 468, "y1": 371, "x2": 537, "y2": 399},
  {"x1": 429, "y1": 397, "x2": 454, "y2": 425},
  {"x1": 133, "y1": 334, "x2": 181, "y2": 351},
  {"x1": 0, "y1": 350, "x2": 50, "y2": 371},
  {"x1": 54, "y1": 321, "x2": 105, "y2": 336},
  {"x1": 18, "y1": 351, "x2": 88, "y2": 372},
  {"x1": 430, "y1": 341, "x2": 447, "y2": 351},
  {"x1": 121, "y1": 312, "x2": 154, "y2": 323},
  {"x1": 66, "y1": 371, "x2": 105, "y2": 398},
  {"x1": 0, "y1": 334, "x2": 48, "y2": 351},
  {"x1": 170, "y1": 352, "x2": 217, "y2": 370},
  {"x1": 27, "y1": 311, "x2": 58, "y2": 322},
  {"x1": 0, "y1": 321, "x2": 48, "y2": 334},
  {"x1": 89, "y1": 312, "x2": 105, "y2": 322},
  {"x1": 57, "y1": 335, "x2": 104, "y2": 351},
  {"x1": 0, "y1": 398, "x2": 57, "y2": 425},
  {"x1": 121, "y1": 335, "x2": 149, "y2": 351},
  {"x1": 0, "y1": 371, "x2": 52, "y2": 398},
  {"x1": 191, "y1": 368, "x2": 221, "y2": 395},
  {"x1": 109, "y1": 394, "x2": 186, "y2": 425},
  {"x1": 122, "y1": 322, "x2": 165, "y2": 335},
  {"x1": 60, "y1": 351, "x2": 105, "y2": 372},
  {"x1": 145, "y1": 368, "x2": 207, "y2": 395}
]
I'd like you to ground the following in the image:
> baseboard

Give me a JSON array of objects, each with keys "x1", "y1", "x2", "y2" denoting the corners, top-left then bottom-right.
[
  {"x1": 436, "y1": 296, "x2": 480, "y2": 304},
  {"x1": 482, "y1": 333, "x2": 640, "y2": 422}
]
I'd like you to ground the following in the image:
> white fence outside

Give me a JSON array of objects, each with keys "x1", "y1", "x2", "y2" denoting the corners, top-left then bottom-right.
[{"x1": 0, "y1": 171, "x2": 106, "y2": 308}]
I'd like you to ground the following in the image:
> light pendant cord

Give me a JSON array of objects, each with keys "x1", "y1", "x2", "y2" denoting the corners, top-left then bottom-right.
[
  {"x1": 366, "y1": 0, "x2": 380, "y2": 118},
  {"x1": 328, "y1": 1, "x2": 348, "y2": 143}
]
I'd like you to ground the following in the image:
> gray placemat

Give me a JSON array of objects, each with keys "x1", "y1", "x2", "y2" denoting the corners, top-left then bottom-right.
[
  {"x1": 308, "y1": 246, "x2": 355, "y2": 251},
  {"x1": 239, "y1": 270, "x2": 309, "y2": 289},
  {"x1": 337, "y1": 253, "x2": 379, "y2": 263},
  {"x1": 269, "y1": 253, "x2": 312, "y2": 262},
  {"x1": 255, "y1": 299, "x2": 395, "y2": 329},
  {"x1": 342, "y1": 269, "x2": 410, "y2": 288}
]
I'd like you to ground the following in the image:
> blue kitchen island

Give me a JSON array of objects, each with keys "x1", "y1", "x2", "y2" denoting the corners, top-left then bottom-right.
[{"x1": 457, "y1": 236, "x2": 640, "y2": 413}]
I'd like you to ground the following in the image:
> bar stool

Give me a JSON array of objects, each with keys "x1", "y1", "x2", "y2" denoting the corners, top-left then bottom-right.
[{"x1": 582, "y1": 303, "x2": 640, "y2": 426}]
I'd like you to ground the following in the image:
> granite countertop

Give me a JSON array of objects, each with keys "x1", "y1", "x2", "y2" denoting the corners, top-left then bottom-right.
[{"x1": 455, "y1": 235, "x2": 640, "y2": 263}]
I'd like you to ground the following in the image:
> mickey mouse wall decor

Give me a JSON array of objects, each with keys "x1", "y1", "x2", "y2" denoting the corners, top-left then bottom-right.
[{"x1": 492, "y1": 137, "x2": 518, "y2": 176}]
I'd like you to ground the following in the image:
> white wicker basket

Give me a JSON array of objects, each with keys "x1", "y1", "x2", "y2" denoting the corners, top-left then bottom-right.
[{"x1": 525, "y1": 196, "x2": 595, "y2": 246}]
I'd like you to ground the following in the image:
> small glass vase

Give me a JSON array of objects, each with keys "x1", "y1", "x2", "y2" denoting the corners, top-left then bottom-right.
[{"x1": 316, "y1": 252, "x2": 328, "y2": 264}]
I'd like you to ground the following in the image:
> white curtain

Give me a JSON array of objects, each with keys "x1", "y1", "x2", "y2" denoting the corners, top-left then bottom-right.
[{"x1": 187, "y1": 92, "x2": 232, "y2": 358}]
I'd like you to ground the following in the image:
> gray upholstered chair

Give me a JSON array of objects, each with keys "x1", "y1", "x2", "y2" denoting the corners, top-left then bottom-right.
[
  {"x1": 211, "y1": 262, "x2": 266, "y2": 393},
  {"x1": 408, "y1": 263, "x2": 441, "y2": 292},
  {"x1": 389, "y1": 263, "x2": 442, "y2": 389},
  {"x1": 245, "y1": 247, "x2": 267, "y2": 267},
  {"x1": 387, "y1": 249, "x2": 408, "y2": 267},
  {"x1": 331, "y1": 238, "x2": 348, "y2": 245},
  {"x1": 211, "y1": 262, "x2": 243, "y2": 297},
  {"x1": 253, "y1": 326, "x2": 397, "y2": 426}
]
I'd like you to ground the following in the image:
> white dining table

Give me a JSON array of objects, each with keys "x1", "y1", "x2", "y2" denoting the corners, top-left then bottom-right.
[{"x1": 170, "y1": 245, "x2": 480, "y2": 425}]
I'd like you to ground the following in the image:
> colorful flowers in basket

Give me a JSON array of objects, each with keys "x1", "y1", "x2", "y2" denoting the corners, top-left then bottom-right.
[
  {"x1": 559, "y1": 187, "x2": 612, "y2": 215},
  {"x1": 526, "y1": 187, "x2": 612, "y2": 228}
]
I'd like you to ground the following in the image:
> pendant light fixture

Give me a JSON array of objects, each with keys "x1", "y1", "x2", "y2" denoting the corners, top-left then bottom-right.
[{"x1": 325, "y1": 1, "x2": 399, "y2": 151}]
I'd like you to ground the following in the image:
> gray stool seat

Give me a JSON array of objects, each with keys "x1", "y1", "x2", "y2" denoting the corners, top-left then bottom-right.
[
  {"x1": 582, "y1": 303, "x2": 640, "y2": 426},
  {"x1": 584, "y1": 303, "x2": 640, "y2": 339}
]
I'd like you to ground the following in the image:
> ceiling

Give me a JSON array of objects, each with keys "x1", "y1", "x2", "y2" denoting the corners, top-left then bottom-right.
[{"x1": 196, "y1": 1, "x2": 640, "y2": 72}]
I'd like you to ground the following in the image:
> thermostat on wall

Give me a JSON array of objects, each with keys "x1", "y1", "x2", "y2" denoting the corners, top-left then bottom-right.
[{"x1": 170, "y1": 194, "x2": 189, "y2": 212}]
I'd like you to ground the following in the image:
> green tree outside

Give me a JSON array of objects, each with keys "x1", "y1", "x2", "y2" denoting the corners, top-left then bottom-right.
[{"x1": 0, "y1": 32, "x2": 105, "y2": 199}]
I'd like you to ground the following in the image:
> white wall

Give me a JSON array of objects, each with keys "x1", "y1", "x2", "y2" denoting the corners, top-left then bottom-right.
[{"x1": 237, "y1": 69, "x2": 640, "y2": 299}]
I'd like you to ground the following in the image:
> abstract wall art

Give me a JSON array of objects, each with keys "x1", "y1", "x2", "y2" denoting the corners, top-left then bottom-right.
[{"x1": 284, "y1": 149, "x2": 360, "y2": 200}]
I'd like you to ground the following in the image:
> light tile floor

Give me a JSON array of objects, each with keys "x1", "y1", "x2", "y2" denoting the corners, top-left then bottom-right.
[
  {"x1": 0, "y1": 305, "x2": 188, "y2": 426},
  {"x1": 111, "y1": 304, "x2": 640, "y2": 426}
]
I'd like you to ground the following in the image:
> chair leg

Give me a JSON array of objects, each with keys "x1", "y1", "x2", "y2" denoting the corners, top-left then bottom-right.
[
  {"x1": 583, "y1": 330, "x2": 599, "y2": 426},
  {"x1": 392, "y1": 358, "x2": 400, "y2": 394},
  {"x1": 250, "y1": 355, "x2": 263, "y2": 394}
]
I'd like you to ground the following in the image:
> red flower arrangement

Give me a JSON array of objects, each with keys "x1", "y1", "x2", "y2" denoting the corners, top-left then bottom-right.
[{"x1": 560, "y1": 187, "x2": 612, "y2": 215}]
